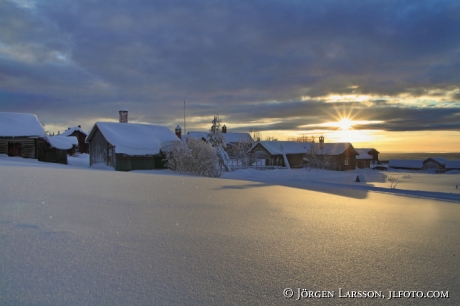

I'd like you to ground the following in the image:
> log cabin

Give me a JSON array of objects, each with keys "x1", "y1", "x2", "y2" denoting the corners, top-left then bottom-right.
[
  {"x1": 355, "y1": 148, "x2": 380, "y2": 168},
  {"x1": 59, "y1": 126, "x2": 89, "y2": 154},
  {"x1": 86, "y1": 109, "x2": 180, "y2": 171},
  {"x1": 0, "y1": 112, "x2": 46, "y2": 159}
]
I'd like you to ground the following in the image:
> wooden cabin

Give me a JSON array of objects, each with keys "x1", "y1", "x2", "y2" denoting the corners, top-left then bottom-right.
[
  {"x1": 0, "y1": 112, "x2": 46, "y2": 159},
  {"x1": 59, "y1": 126, "x2": 89, "y2": 154},
  {"x1": 249, "y1": 141, "x2": 306, "y2": 168},
  {"x1": 355, "y1": 148, "x2": 380, "y2": 169},
  {"x1": 309, "y1": 142, "x2": 359, "y2": 171},
  {"x1": 86, "y1": 121, "x2": 180, "y2": 171}
]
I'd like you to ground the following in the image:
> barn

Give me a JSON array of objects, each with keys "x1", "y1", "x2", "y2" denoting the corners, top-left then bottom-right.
[
  {"x1": 0, "y1": 112, "x2": 46, "y2": 159},
  {"x1": 388, "y1": 160, "x2": 424, "y2": 170},
  {"x1": 86, "y1": 122, "x2": 180, "y2": 171}
]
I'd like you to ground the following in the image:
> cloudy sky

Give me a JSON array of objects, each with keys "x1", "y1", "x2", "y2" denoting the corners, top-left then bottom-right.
[{"x1": 1, "y1": 0, "x2": 459, "y2": 152}]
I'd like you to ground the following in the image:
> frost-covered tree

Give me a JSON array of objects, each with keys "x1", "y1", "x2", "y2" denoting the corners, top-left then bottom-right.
[
  {"x1": 306, "y1": 141, "x2": 330, "y2": 170},
  {"x1": 207, "y1": 116, "x2": 225, "y2": 148},
  {"x1": 207, "y1": 115, "x2": 230, "y2": 171},
  {"x1": 230, "y1": 135, "x2": 255, "y2": 168},
  {"x1": 166, "y1": 138, "x2": 223, "y2": 177}
]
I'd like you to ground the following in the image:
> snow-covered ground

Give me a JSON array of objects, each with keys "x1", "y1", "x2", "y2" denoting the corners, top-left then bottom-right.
[{"x1": 1, "y1": 155, "x2": 459, "y2": 305}]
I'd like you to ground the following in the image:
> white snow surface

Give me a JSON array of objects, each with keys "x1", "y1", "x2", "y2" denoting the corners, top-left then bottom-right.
[
  {"x1": 254, "y1": 141, "x2": 355, "y2": 156},
  {"x1": 46, "y1": 135, "x2": 77, "y2": 150},
  {"x1": 58, "y1": 126, "x2": 88, "y2": 137},
  {"x1": 1, "y1": 156, "x2": 459, "y2": 305},
  {"x1": 88, "y1": 122, "x2": 180, "y2": 155},
  {"x1": 355, "y1": 148, "x2": 373, "y2": 160},
  {"x1": 303, "y1": 142, "x2": 352, "y2": 155},
  {"x1": 0, "y1": 112, "x2": 45, "y2": 137},
  {"x1": 255, "y1": 141, "x2": 306, "y2": 154}
]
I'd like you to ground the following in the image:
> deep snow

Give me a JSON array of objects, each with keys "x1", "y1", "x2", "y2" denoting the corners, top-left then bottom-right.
[{"x1": 0, "y1": 155, "x2": 459, "y2": 305}]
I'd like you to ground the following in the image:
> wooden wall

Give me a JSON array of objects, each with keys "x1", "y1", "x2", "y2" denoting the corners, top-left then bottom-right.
[
  {"x1": 37, "y1": 140, "x2": 67, "y2": 164},
  {"x1": 0, "y1": 137, "x2": 38, "y2": 158},
  {"x1": 88, "y1": 129, "x2": 108, "y2": 166},
  {"x1": 286, "y1": 154, "x2": 304, "y2": 168}
]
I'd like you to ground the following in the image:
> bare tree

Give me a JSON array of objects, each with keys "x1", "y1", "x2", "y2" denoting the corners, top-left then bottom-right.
[
  {"x1": 305, "y1": 141, "x2": 331, "y2": 170},
  {"x1": 249, "y1": 129, "x2": 262, "y2": 142},
  {"x1": 230, "y1": 135, "x2": 255, "y2": 168}
]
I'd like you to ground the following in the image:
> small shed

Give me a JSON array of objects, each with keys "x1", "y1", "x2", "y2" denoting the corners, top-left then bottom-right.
[
  {"x1": 86, "y1": 122, "x2": 180, "y2": 171},
  {"x1": 37, "y1": 136, "x2": 75, "y2": 165},
  {"x1": 0, "y1": 112, "x2": 46, "y2": 159}
]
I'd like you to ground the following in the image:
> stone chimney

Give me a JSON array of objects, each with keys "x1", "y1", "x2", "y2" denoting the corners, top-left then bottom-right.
[
  {"x1": 119, "y1": 108, "x2": 128, "y2": 123},
  {"x1": 319, "y1": 135, "x2": 324, "y2": 149},
  {"x1": 175, "y1": 125, "x2": 182, "y2": 140},
  {"x1": 222, "y1": 124, "x2": 227, "y2": 133}
]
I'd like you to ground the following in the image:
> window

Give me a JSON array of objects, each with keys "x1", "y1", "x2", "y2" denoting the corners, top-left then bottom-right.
[{"x1": 344, "y1": 158, "x2": 349, "y2": 166}]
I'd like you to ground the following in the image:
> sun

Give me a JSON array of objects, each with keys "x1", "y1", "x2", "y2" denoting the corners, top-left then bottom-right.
[{"x1": 338, "y1": 118, "x2": 353, "y2": 130}]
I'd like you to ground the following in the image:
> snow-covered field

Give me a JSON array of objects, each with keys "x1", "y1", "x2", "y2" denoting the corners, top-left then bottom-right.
[{"x1": 1, "y1": 155, "x2": 459, "y2": 305}]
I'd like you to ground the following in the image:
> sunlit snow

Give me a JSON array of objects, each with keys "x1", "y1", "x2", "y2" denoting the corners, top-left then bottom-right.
[{"x1": 0, "y1": 155, "x2": 459, "y2": 305}]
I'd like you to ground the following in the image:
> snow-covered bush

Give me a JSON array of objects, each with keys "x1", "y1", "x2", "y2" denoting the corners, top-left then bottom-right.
[{"x1": 166, "y1": 138, "x2": 223, "y2": 177}]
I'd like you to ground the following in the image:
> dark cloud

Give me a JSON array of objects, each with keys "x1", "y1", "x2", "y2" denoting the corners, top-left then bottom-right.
[{"x1": 1, "y1": 0, "x2": 459, "y2": 134}]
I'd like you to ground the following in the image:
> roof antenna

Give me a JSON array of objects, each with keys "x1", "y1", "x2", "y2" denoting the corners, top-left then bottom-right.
[{"x1": 184, "y1": 101, "x2": 186, "y2": 135}]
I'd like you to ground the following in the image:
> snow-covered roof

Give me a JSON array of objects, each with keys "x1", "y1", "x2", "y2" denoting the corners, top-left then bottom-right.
[
  {"x1": 187, "y1": 131, "x2": 253, "y2": 145},
  {"x1": 302, "y1": 142, "x2": 355, "y2": 155},
  {"x1": 186, "y1": 132, "x2": 208, "y2": 141},
  {"x1": 0, "y1": 112, "x2": 45, "y2": 138},
  {"x1": 222, "y1": 132, "x2": 253, "y2": 143},
  {"x1": 59, "y1": 126, "x2": 88, "y2": 137},
  {"x1": 424, "y1": 157, "x2": 447, "y2": 165},
  {"x1": 46, "y1": 135, "x2": 77, "y2": 150},
  {"x1": 389, "y1": 160, "x2": 423, "y2": 169},
  {"x1": 254, "y1": 141, "x2": 306, "y2": 155},
  {"x1": 252, "y1": 141, "x2": 355, "y2": 156},
  {"x1": 319, "y1": 143, "x2": 355, "y2": 155},
  {"x1": 355, "y1": 149, "x2": 374, "y2": 160},
  {"x1": 87, "y1": 122, "x2": 180, "y2": 156},
  {"x1": 445, "y1": 160, "x2": 460, "y2": 169}
]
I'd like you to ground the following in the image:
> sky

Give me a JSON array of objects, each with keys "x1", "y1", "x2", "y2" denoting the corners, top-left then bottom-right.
[{"x1": 1, "y1": 0, "x2": 459, "y2": 153}]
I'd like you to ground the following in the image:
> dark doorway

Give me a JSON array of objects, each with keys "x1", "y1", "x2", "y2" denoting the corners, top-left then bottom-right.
[{"x1": 8, "y1": 142, "x2": 22, "y2": 157}]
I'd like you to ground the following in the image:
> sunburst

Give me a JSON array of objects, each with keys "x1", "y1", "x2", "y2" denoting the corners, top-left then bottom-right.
[{"x1": 338, "y1": 118, "x2": 353, "y2": 130}]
